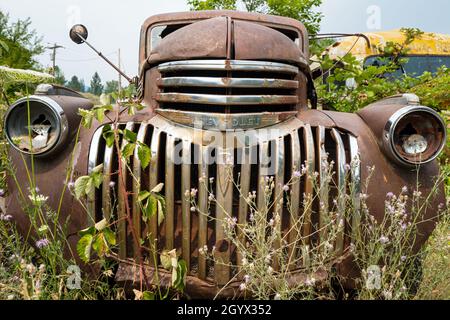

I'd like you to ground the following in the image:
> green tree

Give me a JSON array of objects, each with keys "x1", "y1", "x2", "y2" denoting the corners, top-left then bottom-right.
[
  {"x1": 187, "y1": 0, "x2": 323, "y2": 36},
  {"x1": 67, "y1": 75, "x2": 84, "y2": 92},
  {"x1": 104, "y1": 80, "x2": 119, "y2": 94},
  {"x1": 89, "y1": 72, "x2": 103, "y2": 96},
  {"x1": 188, "y1": 0, "x2": 236, "y2": 10},
  {"x1": 53, "y1": 65, "x2": 66, "y2": 85},
  {"x1": 80, "y1": 79, "x2": 86, "y2": 93},
  {"x1": 0, "y1": 10, "x2": 44, "y2": 69}
]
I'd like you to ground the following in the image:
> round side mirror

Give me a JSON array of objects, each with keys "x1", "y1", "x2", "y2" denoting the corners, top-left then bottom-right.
[{"x1": 69, "y1": 24, "x2": 88, "y2": 44}]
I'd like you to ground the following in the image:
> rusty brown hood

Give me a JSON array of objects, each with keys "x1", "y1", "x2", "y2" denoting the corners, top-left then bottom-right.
[{"x1": 146, "y1": 16, "x2": 308, "y2": 68}]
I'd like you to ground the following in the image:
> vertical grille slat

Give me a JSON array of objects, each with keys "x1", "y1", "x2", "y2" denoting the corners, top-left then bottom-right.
[
  {"x1": 132, "y1": 123, "x2": 148, "y2": 257},
  {"x1": 87, "y1": 128, "x2": 103, "y2": 225},
  {"x1": 197, "y1": 145, "x2": 209, "y2": 279},
  {"x1": 148, "y1": 129, "x2": 161, "y2": 261},
  {"x1": 302, "y1": 125, "x2": 315, "y2": 244},
  {"x1": 331, "y1": 128, "x2": 346, "y2": 255},
  {"x1": 273, "y1": 137, "x2": 284, "y2": 271},
  {"x1": 288, "y1": 131, "x2": 301, "y2": 267},
  {"x1": 118, "y1": 123, "x2": 135, "y2": 258},
  {"x1": 316, "y1": 126, "x2": 329, "y2": 245},
  {"x1": 165, "y1": 135, "x2": 176, "y2": 251},
  {"x1": 257, "y1": 141, "x2": 270, "y2": 211},
  {"x1": 215, "y1": 148, "x2": 233, "y2": 286},
  {"x1": 181, "y1": 140, "x2": 191, "y2": 269},
  {"x1": 102, "y1": 143, "x2": 114, "y2": 221},
  {"x1": 349, "y1": 136, "x2": 361, "y2": 240},
  {"x1": 237, "y1": 144, "x2": 253, "y2": 270}
]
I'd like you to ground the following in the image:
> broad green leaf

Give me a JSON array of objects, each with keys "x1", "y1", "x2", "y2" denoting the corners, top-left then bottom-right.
[
  {"x1": 123, "y1": 129, "x2": 137, "y2": 143},
  {"x1": 143, "y1": 195, "x2": 157, "y2": 222},
  {"x1": 157, "y1": 197, "x2": 165, "y2": 226},
  {"x1": 160, "y1": 250, "x2": 172, "y2": 270},
  {"x1": 142, "y1": 291, "x2": 156, "y2": 300},
  {"x1": 92, "y1": 233, "x2": 107, "y2": 256},
  {"x1": 95, "y1": 108, "x2": 105, "y2": 123},
  {"x1": 78, "y1": 109, "x2": 94, "y2": 129},
  {"x1": 74, "y1": 176, "x2": 90, "y2": 199},
  {"x1": 137, "y1": 143, "x2": 151, "y2": 169},
  {"x1": 173, "y1": 259, "x2": 187, "y2": 290},
  {"x1": 103, "y1": 227, "x2": 116, "y2": 246},
  {"x1": 102, "y1": 125, "x2": 115, "y2": 148},
  {"x1": 122, "y1": 143, "x2": 136, "y2": 159},
  {"x1": 77, "y1": 234, "x2": 93, "y2": 263},
  {"x1": 85, "y1": 178, "x2": 95, "y2": 200},
  {"x1": 138, "y1": 191, "x2": 151, "y2": 202},
  {"x1": 92, "y1": 233, "x2": 108, "y2": 257},
  {"x1": 92, "y1": 173, "x2": 103, "y2": 189},
  {"x1": 79, "y1": 226, "x2": 96, "y2": 237}
]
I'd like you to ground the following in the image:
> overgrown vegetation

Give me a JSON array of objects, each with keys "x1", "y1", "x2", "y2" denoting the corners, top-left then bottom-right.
[{"x1": 0, "y1": 8, "x2": 449, "y2": 300}]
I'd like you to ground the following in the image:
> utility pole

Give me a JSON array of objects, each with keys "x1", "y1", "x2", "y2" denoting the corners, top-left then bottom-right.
[
  {"x1": 118, "y1": 48, "x2": 122, "y2": 98},
  {"x1": 46, "y1": 43, "x2": 64, "y2": 75}
]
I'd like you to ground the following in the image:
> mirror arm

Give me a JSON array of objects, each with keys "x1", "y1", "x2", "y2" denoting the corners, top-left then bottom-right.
[{"x1": 75, "y1": 32, "x2": 134, "y2": 84}]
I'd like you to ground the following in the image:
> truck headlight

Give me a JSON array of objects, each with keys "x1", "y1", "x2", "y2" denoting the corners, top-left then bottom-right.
[
  {"x1": 383, "y1": 106, "x2": 446, "y2": 166},
  {"x1": 4, "y1": 96, "x2": 69, "y2": 156}
]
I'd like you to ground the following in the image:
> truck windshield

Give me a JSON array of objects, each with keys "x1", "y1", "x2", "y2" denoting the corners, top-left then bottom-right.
[{"x1": 364, "y1": 55, "x2": 450, "y2": 78}]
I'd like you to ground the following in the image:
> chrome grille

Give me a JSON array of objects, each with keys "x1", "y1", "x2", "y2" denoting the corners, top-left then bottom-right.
[
  {"x1": 88, "y1": 116, "x2": 361, "y2": 286},
  {"x1": 156, "y1": 60, "x2": 300, "y2": 113}
]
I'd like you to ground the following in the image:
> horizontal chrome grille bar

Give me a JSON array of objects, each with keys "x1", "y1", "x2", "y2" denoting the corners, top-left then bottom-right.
[
  {"x1": 158, "y1": 59, "x2": 299, "y2": 74},
  {"x1": 158, "y1": 77, "x2": 299, "y2": 89},
  {"x1": 156, "y1": 93, "x2": 298, "y2": 105}
]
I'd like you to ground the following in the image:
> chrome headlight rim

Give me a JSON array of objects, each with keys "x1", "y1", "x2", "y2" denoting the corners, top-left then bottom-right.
[
  {"x1": 383, "y1": 105, "x2": 446, "y2": 167},
  {"x1": 4, "y1": 95, "x2": 69, "y2": 157}
]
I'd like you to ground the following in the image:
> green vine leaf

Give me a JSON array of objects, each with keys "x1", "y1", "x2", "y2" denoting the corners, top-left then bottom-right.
[
  {"x1": 123, "y1": 129, "x2": 137, "y2": 143},
  {"x1": 74, "y1": 164, "x2": 103, "y2": 200},
  {"x1": 137, "y1": 143, "x2": 151, "y2": 170},
  {"x1": 102, "y1": 124, "x2": 115, "y2": 148},
  {"x1": 173, "y1": 259, "x2": 187, "y2": 291},
  {"x1": 77, "y1": 234, "x2": 93, "y2": 263},
  {"x1": 122, "y1": 143, "x2": 136, "y2": 160}
]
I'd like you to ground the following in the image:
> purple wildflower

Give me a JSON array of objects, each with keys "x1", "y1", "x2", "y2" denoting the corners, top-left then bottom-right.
[
  {"x1": 35, "y1": 238, "x2": 50, "y2": 249},
  {"x1": 0, "y1": 214, "x2": 13, "y2": 221},
  {"x1": 386, "y1": 192, "x2": 394, "y2": 198},
  {"x1": 379, "y1": 236, "x2": 389, "y2": 244},
  {"x1": 0, "y1": 189, "x2": 5, "y2": 197},
  {"x1": 293, "y1": 170, "x2": 301, "y2": 178}
]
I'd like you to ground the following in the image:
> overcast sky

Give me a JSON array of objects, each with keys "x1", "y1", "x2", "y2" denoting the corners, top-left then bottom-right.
[{"x1": 1, "y1": 0, "x2": 449, "y2": 84}]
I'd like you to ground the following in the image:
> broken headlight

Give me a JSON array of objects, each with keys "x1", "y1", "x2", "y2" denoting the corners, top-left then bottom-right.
[
  {"x1": 4, "y1": 96, "x2": 69, "y2": 156},
  {"x1": 383, "y1": 106, "x2": 446, "y2": 166}
]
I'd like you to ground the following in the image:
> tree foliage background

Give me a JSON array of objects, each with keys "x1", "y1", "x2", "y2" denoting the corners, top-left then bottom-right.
[
  {"x1": 0, "y1": 11, "x2": 44, "y2": 69},
  {"x1": 188, "y1": 0, "x2": 323, "y2": 36}
]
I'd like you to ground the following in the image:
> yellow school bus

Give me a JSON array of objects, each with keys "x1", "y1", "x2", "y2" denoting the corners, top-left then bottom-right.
[{"x1": 322, "y1": 29, "x2": 450, "y2": 77}]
